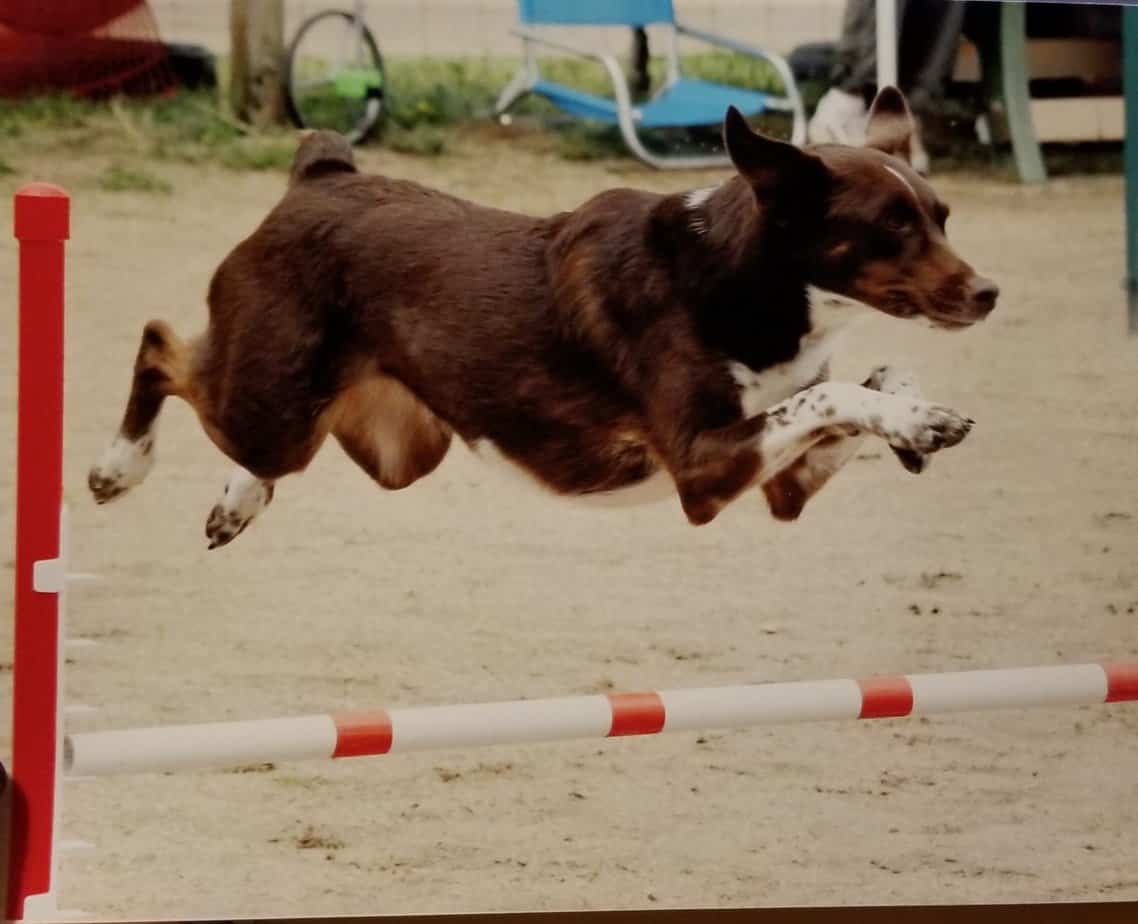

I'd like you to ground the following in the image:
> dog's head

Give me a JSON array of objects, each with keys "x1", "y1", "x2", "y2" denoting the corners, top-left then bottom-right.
[{"x1": 721, "y1": 88, "x2": 997, "y2": 329}]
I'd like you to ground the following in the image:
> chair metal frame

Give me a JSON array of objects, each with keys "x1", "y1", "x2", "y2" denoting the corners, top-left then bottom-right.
[{"x1": 494, "y1": 14, "x2": 807, "y2": 169}]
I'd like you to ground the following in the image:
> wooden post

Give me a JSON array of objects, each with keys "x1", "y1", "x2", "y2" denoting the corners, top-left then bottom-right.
[{"x1": 229, "y1": 0, "x2": 285, "y2": 128}]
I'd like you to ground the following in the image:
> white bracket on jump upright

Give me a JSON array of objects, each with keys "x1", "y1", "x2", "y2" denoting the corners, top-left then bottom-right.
[{"x1": 6, "y1": 183, "x2": 1138, "y2": 921}]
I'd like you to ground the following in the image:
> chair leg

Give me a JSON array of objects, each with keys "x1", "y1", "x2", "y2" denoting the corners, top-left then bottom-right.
[
  {"x1": 494, "y1": 67, "x2": 532, "y2": 118},
  {"x1": 997, "y1": 2, "x2": 1047, "y2": 184}
]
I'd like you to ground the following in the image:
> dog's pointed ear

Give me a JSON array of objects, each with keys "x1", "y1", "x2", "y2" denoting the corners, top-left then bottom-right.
[
  {"x1": 722, "y1": 105, "x2": 823, "y2": 194},
  {"x1": 865, "y1": 86, "x2": 913, "y2": 162}
]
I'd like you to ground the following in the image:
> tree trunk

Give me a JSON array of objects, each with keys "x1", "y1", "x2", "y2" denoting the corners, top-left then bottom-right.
[{"x1": 229, "y1": 0, "x2": 285, "y2": 128}]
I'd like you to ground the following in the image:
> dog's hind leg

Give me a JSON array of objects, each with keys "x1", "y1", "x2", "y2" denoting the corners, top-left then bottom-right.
[
  {"x1": 202, "y1": 374, "x2": 451, "y2": 549},
  {"x1": 205, "y1": 467, "x2": 276, "y2": 549},
  {"x1": 89, "y1": 320, "x2": 193, "y2": 504},
  {"x1": 331, "y1": 374, "x2": 453, "y2": 490}
]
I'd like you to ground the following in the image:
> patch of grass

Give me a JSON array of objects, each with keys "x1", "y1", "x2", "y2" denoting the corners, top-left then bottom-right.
[
  {"x1": 663, "y1": 51, "x2": 782, "y2": 95},
  {"x1": 383, "y1": 123, "x2": 449, "y2": 156},
  {"x1": 0, "y1": 88, "x2": 290, "y2": 173},
  {"x1": 554, "y1": 124, "x2": 626, "y2": 161},
  {"x1": 142, "y1": 92, "x2": 247, "y2": 148},
  {"x1": 98, "y1": 162, "x2": 173, "y2": 194},
  {"x1": 216, "y1": 137, "x2": 297, "y2": 171},
  {"x1": 0, "y1": 93, "x2": 100, "y2": 139},
  {"x1": 384, "y1": 56, "x2": 518, "y2": 128},
  {"x1": 375, "y1": 51, "x2": 785, "y2": 161},
  {"x1": 0, "y1": 53, "x2": 787, "y2": 170},
  {"x1": 385, "y1": 53, "x2": 775, "y2": 110},
  {"x1": 0, "y1": 157, "x2": 16, "y2": 176}
]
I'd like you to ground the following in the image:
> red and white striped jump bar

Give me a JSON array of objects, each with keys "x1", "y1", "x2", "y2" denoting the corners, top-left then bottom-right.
[{"x1": 66, "y1": 661, "x2": 1138, "y2": 777}]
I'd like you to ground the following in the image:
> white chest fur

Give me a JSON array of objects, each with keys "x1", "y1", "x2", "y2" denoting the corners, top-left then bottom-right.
[{"x1": 730, "y1": 285, "x2": 875, "y2": 417}]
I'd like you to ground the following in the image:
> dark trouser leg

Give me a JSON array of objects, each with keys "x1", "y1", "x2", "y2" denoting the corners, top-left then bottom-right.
[
  {"x1": 829, "y1": 0, "x2": 879, "y2": 98},
  {"x1": 630, "y1": 27, "x2": 650, "y2": 98},
  {"x1": 899, "y1": 0, "x2": 966, "y2": 116}
]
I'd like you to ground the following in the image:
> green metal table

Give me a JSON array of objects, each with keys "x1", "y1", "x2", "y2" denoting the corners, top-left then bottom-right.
[{"x1": 1125, "y1": 5, "x2": 1137, "y2": 333}]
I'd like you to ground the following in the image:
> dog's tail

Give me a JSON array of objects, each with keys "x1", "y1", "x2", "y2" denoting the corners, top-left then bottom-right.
[{"x1": 289, "y1": 129, "x2": 358, "y2": 185}]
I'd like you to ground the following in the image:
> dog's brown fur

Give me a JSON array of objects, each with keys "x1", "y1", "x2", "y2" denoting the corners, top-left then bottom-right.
[{"x1": 91, "y1": 88, "x2": 997, "y2": 544}]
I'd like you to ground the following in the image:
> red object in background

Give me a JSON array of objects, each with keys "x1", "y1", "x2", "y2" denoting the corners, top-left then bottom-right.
[
  {"x1": 0, "y1": 1, "x2": 172, "y2": 96},
  {"x1": 7, "y1": 184, "x2": 69, "y2": 922}
]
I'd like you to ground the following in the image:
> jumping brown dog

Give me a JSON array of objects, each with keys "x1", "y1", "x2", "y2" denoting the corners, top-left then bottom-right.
[{"x1": 89, "y1": 87, "x2": 997, "y2": 547}]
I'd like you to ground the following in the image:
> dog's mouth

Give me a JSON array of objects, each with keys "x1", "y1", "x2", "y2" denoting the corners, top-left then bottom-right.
[
  {"x1": 924, "y1": 312, "x2": 982, "y2": 331},
  {"x1": 881, "y1": 274, "x2": 998, "y2": 331},
  {"x1": 878, "y1": 298, "x2": 981, "y2": 330}
]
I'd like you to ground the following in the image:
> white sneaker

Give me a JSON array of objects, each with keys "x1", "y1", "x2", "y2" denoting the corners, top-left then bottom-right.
[{"x1": 808, "y1": 88, "x2": 868, "y2": 145}]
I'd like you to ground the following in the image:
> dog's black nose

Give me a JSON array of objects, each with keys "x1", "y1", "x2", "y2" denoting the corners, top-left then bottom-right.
[{"x1": 970, "y1": 277, "x2": 999, "y2": 313}]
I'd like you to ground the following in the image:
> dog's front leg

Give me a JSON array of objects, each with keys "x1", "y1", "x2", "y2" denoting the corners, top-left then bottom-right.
[
  {"x1": 674, "y1": 382, "x2": 972, "y2": 525},
  {"x1": 760, "y1": 366, "x2": 929, "y2": 521}
]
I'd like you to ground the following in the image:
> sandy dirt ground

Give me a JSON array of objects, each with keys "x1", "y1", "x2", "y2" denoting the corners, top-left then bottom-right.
[{"x1": 2, "y1": 135, "x2": 1137, "y2": 919}]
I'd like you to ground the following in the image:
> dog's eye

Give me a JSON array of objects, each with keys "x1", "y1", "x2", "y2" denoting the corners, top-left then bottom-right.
[{"x1": 884, "y1": 211, "x2": 914, "y2": 234}]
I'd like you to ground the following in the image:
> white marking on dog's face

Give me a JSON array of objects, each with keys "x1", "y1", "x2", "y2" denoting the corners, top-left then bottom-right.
[{"x1": 883, "y1": 163, "x2": 918, "y2": 202}]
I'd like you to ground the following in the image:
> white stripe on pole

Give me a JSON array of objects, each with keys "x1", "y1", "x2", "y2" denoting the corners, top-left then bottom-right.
[
  {"x1": 66, "y1": 715, "x2": 336, "y2": 777},
  {"x1": 661, "y1": 680, "x2": 862, "y2": 732},
  {"x1": 909, "y1": 664, "x2": 1107, "y2": 714},
  {"x1": 389, "y1": 696, "x2": 612, "y2": 753}
]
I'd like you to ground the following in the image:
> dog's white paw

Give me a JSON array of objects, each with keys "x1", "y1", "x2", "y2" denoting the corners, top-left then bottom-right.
[
  {"x1": 885, "y1": 404, "x2": 973, "y2": 455},
  {"x1": 206, "y1": 469, "x2": 274, "y2": 549},
  {"x1": 863, "y1": 368, "x2": 930, "y2": 474},
  {"x1": 88, "y1": 433, "x2": 156, "y2": 504}
]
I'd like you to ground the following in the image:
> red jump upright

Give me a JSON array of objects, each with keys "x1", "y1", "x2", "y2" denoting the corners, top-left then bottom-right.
[{"x1": 8, "y1": 184, "x2": 69, "y2": 921}]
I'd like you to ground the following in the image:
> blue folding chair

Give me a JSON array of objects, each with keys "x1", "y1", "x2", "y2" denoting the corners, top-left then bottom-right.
[{"x1": 493, "y1": 0, "x2": 807, "y2": 169}]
